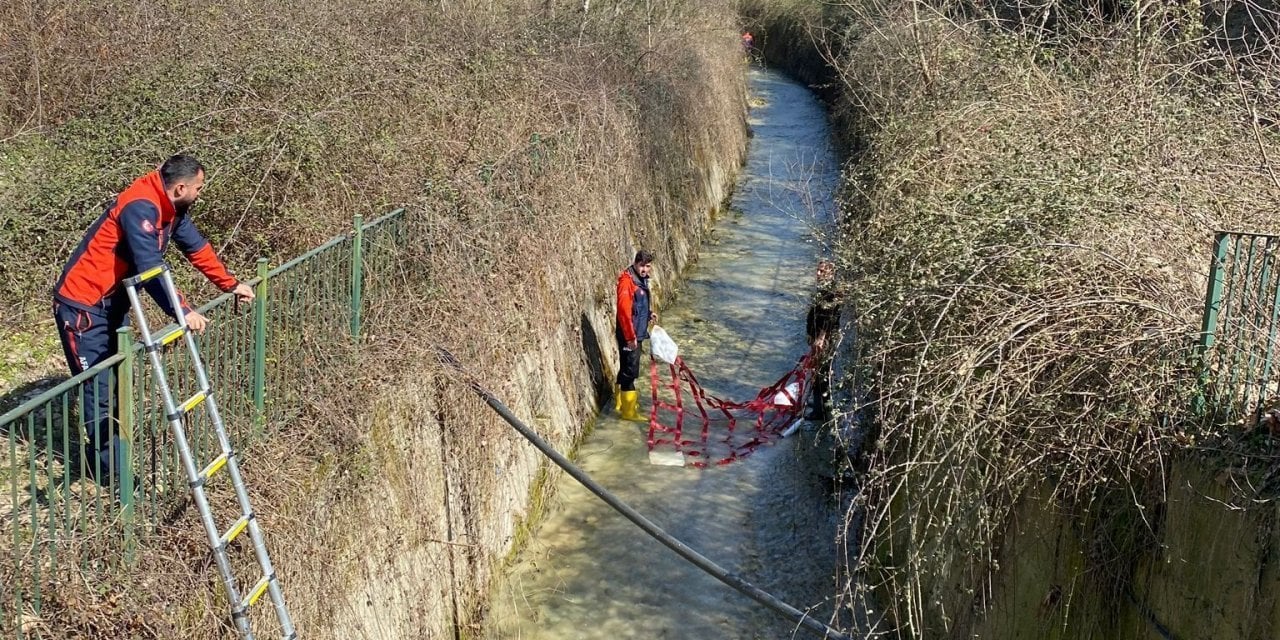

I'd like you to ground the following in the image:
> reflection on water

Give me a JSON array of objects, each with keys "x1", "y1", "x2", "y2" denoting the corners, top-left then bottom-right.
[{"x1": 484, "y1": 67, "x2": 843, "y2": 640}]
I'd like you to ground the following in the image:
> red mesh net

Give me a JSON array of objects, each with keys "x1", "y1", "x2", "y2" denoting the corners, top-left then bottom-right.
[{"x1": 645, "y1": 352, "x2": 814, "y2": 467}]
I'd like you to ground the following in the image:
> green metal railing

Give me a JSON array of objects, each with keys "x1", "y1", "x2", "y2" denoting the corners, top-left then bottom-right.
[
  {"x1": 0, "y1": 209, "x2": 406, "y2": 638},
  {"x1": 1197, "y1": 230, "x2": 1280, "y2": 421}
]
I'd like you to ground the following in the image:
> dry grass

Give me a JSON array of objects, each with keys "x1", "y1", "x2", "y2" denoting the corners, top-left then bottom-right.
[{"x1": 0, "y1": 0, "x2": 736, "y2": 320}]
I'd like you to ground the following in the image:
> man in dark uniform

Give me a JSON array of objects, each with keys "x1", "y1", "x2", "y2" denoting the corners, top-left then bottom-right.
[
  {"x1": 806, "y1": 260, "x2": 840, "y2": 422},
  {"x1": 615, "y1": 250, "x2": 657, "y2": 421}
]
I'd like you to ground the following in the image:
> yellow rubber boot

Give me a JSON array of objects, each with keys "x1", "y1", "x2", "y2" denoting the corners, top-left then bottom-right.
[
  {"x1": 613, "y1": 383, "x2": 622, "y2": 413},
  {"x1": 620, "y1": 390, "x2": 645, "y2": 422}
]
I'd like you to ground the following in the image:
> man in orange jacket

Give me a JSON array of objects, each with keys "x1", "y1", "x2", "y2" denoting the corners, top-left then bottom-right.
[
  {"x1": 54, "y1": 155, "x2": 255, "y2": 486},
  {"x1": 615, "y1": 250, "x2": 657, "y2": 421}
]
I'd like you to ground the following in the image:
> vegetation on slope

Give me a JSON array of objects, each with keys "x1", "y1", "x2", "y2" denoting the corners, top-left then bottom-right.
[
  {"x1": 0, "y1": 0, "x2": 742, "y2": 388},
  {"x1": 1, "y1": 1, "x2": 748, "y2": 637},
  {"x1": 747, "y1": 0, "x2": 1280, "y2": 636}
]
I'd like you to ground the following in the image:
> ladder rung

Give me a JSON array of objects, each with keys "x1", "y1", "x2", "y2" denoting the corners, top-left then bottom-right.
[
  {"x1": 166, "y1": 390, "x2": 208, "y2": 422},
  {"x1": 219, "y1": 513, "x2": 254, "y2": 550},
  {"x1": 192, "y1": 452, "x2": 229, "y2": 488},
  {"x1": 124, "y1": 265, "x2": 166, "y2": 287},
  {"x1": 161, "y1": 326, "x2": 186, "y2": 346},
  {"x1": 146, "y1": 327, "x2": 186, "y2": 353},
  {"x1": 181, "y1": 390, "x2": 208, "y2": 413},
  {"x1": 241, "y1": 574, "x2": 273, "y2": 609}
]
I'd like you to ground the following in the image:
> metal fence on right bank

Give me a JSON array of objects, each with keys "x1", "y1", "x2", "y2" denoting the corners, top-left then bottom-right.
[{"x1": 1197, "y1": 230, "x2": 1280, "y2": 423}]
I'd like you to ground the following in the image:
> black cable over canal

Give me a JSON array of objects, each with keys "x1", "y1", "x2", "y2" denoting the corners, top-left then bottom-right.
[{"x1": 436, "y1": 346, "x2": 853, "y2": 640}]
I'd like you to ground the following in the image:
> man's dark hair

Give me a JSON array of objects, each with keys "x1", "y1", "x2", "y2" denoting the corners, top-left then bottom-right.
[
  {"x1": 159, "y1": 155, "x2": 205, "y2": 188},
  {"x1": 634, "y1": 250, "x2": 655, "y2": 265}
]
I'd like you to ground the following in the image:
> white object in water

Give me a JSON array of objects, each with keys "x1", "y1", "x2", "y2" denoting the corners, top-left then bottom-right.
[
  {"x1": 780, "y1": 418, "x2": 804, "y2": 438},
  {"x1": 772, "y1": 382, "x2": 802, "y2": 406},
  {"x1": 648, "y1": 449, "x2": 686, "y2": 466},
  {"x1": 650, "y1": 326, "x2": 679, "y2": 364}
]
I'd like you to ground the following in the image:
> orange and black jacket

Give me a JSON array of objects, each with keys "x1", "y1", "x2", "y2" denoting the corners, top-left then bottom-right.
[
  {"x1": 616, "y1": 266, "x2": 652, "y2": 343},
  {"x1": 54, "y1": 171, "x2": 238, "y2": 318}
]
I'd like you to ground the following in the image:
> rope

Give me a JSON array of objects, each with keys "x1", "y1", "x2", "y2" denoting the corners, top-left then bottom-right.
[{"x1": 436, "y1": 347, "x2": 851, "y2": 640}]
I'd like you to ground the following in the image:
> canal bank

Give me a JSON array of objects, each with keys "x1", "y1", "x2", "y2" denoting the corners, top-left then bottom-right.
[
  {"x1": 482, "y1": 67, "x2": 846, "y2": 639},
  {"x1": 742, "y1": 1, "x2": 1280, "y2": 638}
]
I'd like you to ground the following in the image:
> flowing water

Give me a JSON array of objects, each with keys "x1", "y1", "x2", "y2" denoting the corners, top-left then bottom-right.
[{"x1": 485, "y1": 67, "x2": 843, "y2": 640}]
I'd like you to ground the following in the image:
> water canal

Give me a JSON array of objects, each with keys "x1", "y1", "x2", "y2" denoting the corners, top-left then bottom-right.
[{"x1": 484, "y1": 66, "x2": 844, "y2": 639}]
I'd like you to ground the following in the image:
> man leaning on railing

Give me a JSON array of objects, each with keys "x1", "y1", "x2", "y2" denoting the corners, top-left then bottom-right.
[{"x1": 51, "y1": 155, "x2": 255, "y2": 487}]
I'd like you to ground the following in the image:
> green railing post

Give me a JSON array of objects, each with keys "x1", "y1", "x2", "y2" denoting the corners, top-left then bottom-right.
[
  {"x1": 115, "y1": 327, "x2": 136, "y2": 562},
  {"x1": 1200, "y1": 233, "x2": 1231, "y2": 353},
  {"x1": 351, "y1": 213, "x2": 364, "y2": 339},
  {"x1": 1195, "y1": 233, "x2": 1231, "y2": 415},
  {"x1": 1223, "y1": 237, "x2": 1259, "y2": 404},
  {"x1": 253, "y1": 258, "x2": 269, "y2": 437},
  {"x1": 1244, "y1": 238, "x2": 1276, "y2": 414},
  {"x1": 1258, "y1": 241, "x2": 1280, "y2": 414}
]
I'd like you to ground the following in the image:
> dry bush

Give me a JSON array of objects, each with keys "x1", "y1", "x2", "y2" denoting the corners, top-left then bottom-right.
[
  {"x1": 761, "y1": 0, "x2": 1280, "y2": 636},
  {"x1": 4, "y1": 0, "x2": 749, "y2": 637},
  {"x1": 0, "y1": 0, "x2": 738, "y2": 323}
]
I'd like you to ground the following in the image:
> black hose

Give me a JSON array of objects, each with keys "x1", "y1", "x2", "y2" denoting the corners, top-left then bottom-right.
[{"x1": 437, "y1": 347, "x2": 852, "y2": 640}]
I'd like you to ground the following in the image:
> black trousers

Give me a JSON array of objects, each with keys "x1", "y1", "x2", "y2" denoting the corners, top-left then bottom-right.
[{"x1": 617, "y1": 337, "x2": 644, "y2": 391}]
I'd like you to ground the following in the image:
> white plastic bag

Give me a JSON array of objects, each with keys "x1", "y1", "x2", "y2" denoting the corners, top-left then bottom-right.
[
  {"x1": 649, "y1": 326, "x2": 679, "y2": 365},
  {"x1": 772, "y1": 382, "x2": 802, "y2": 406}
]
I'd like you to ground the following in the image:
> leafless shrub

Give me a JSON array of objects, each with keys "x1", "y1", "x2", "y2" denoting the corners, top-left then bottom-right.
[{"x1": 764, "y1": 0, "x2": 1280, "y2": 635}]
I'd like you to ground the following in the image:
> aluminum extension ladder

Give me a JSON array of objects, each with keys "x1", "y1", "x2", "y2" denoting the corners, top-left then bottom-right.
[{"x1": 123, "y1": 264, "x2": 297, "y2": 640}]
